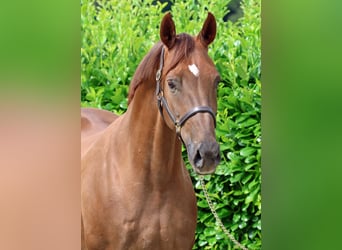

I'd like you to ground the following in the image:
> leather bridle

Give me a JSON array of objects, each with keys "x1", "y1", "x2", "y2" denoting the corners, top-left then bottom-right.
[{"x1": 155, "y1": 46, "x2": 216, "y2": 140}]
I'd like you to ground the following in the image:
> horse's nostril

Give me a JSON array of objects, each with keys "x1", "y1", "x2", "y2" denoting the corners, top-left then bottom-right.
[
  {"x1": 189, "y1": 142, "x2": 220, "y2": 170},
  {"x1": 194, "y1": 150, "x2": 203, "y2": 168}
]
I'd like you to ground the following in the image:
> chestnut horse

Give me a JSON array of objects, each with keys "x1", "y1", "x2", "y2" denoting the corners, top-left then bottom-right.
[{"x1": 81, "y1": 12, "x2": 220, "y2": 250}]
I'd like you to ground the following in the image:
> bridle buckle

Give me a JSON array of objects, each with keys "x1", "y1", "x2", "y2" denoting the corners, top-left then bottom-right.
[{"x1": 156, "y1": 69, "x2": 162, "y2": 81}]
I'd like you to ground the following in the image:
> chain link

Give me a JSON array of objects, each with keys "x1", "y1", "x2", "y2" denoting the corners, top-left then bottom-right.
[{"x1": 199, "y1": 175, "x2": 248, "y2": 250}]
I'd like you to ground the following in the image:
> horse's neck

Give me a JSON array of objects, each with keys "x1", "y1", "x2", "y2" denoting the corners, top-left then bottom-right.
[{"x1": 123, "y1": 83, "x2": 184, "y2": 183}]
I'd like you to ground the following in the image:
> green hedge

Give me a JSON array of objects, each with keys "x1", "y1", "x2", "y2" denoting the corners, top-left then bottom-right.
[{"x1": 81, "y1": 0, "x2": 261, "y2": 249}]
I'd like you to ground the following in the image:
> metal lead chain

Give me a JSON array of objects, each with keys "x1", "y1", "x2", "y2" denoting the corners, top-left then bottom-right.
[{"x1": 199, "y1": 175, "x2": 248, "y2": 250}]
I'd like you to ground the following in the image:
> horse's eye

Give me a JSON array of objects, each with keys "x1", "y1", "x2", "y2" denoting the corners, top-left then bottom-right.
[
  {"x1": 167, "y1": 79, "x2": 176, "y2": 91},
  {"x1": 215, "y1": 80, "x2": 220, "y2": 89},
  {"x1": 214, "y1": 76, "x2": 221, "y2": 89}
]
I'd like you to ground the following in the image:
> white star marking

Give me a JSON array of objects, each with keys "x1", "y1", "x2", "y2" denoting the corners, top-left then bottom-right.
[{"x1": 188, "y1": 64, "x2": 199, "y2": 77}]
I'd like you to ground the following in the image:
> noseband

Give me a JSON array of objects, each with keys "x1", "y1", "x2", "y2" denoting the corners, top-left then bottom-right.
[{"x1": 155, "y1": 46, "x2": 216, "y2": 140}]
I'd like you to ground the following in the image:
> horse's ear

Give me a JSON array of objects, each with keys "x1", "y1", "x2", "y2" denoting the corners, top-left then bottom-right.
[
  {"x1": 198, "y1": 12, "x2": 216, "y2": 47},
  {"x1": 160, "y1": 12, "x2": 176, "y2": 49}
]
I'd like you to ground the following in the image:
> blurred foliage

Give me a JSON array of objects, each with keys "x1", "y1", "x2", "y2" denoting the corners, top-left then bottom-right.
[{"x1": 81, "y1": 0, "x2": 261, "y2": 249}]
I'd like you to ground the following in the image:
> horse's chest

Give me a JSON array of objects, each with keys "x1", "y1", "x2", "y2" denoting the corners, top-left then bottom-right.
[{"x1": 111, "y1": 190, "x2": 197, "y2": 249}]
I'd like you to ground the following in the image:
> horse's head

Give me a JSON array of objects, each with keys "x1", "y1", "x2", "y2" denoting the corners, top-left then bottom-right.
[{"x1": 157, "y1": 13, "x2": 220, "y2": 175}]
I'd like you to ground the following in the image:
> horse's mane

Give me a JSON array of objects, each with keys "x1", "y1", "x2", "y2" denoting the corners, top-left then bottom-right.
[{"x1": 128, "y1": 33, "x2": 195, "y2": 105}]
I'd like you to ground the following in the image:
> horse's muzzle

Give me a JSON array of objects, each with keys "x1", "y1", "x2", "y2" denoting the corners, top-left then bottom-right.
[{"x1": 187, "y1": 141, "x2": 220, "y2": 174}]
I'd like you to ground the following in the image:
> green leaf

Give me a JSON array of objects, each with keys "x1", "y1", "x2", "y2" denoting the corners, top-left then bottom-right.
[
  {"x1": 233, "y1": 214, "x2": 241, "y2": 223},
  {"x1": 198, "y1": 240, "x2": 208, "y2": 247},
  {"x1": 245, "y1": 188, "x2": 259, "y2": 204},
  {"x1": 240, "y1": 147, "x2": 256, "y2": 157},
  {"x1": 236, "y1": 63, "x2": 248, "y2": 80},
  {"x1": 245, "y1": 155, "x2": 256, "y2": 164},
  {"x1": 241, "y1": 174, "x2": 253, "y2": 184},
  {"x1": 204, "y1": 227, "x2": 217, "y2": 237},
  {"x1": 241, "y1": 118, "x2": 258, "y2": 128},
  {"x1": 207, "y1": 236, "x2": 217, "y2": 245},
  {"x1": 230, "y1": 172, "x2": 244, "y2": 183},
  {"x1": 217, "y1": 208, "x2": 229, "y2": 218},
  {"x1": 197, "y1": 199, "x2": 209, "y2": 208}
]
